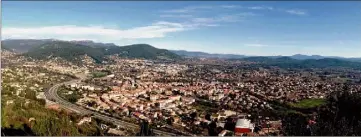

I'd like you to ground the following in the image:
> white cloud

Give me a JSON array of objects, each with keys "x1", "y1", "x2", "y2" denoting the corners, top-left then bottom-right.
[
  {"x1": 246, "y1": 6, "x2": 307, "y2": 16},
  {"x1": 249, "y1": 6, "x2": 264, "y2": 10},
  {"x1": 163, "y1": 5, "x2": 244, "y2": 14},
  {"x1": 285, "y1": 10, "x2": 307, "y2": 15},
  {"x1": 162, "y1": 5, "x2": 213, "y2": 13},
  {"x1": 220, "y1": 5, "x2": 242, "y2": 9},
  {"x1": 2, "y1": 21, "x2": 186, "y2": 41},
  {"x1": 244, "y1": 44, "x2": 269, "y2": 47},
  {"x1": 153, "y1": 21, "x2": 184, "y2": 28},
  {"x1": 163, "y1": 9, "x2": 191, "y2": 13},
  {"x1": 248, "y1": 6, "x2": 274, "y2": 10},
  {"x1": 189, "y1": 13, "x2": 255, "y2": 26},
  {"x1": 159, "y1": 14, "x2": 193, "y2": 18},
  {"x1": 236, "y1": 12, "x2": 258, "y2": 17},
  {"x1": 192, "y1": 17, "x2": 216, "y2": 23}
]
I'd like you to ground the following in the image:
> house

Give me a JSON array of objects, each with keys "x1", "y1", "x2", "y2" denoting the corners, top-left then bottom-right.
[
  {"x1": 217, "y1": 93, "x2": 225, "y2": 100},
  {"x1": 70, "y1": 83, "x2": 77, "y2": 88},
  {"x1": 112, "y1": 86, "x2": 121, "y2": 91},
  {"x1": 107, "y1": 128, "x2": 126, "y2": 136},
  {"x1": 77, "y1": 117, "x2": 92, "y2": 125},
  {"x1": 138, "y1": 104, "x2": 144, "y2": 111},
  {"x1": 133, "y1": 112, "x2": 143, "y2": 118},
  {"x1": 166, "y1": 103, "x2": 176, "y2": 109},
  {"x1": 88, "y1": 94, "x2": 98, "y2": 98},
  {"x1": 165, "y1": 90, "x2": 172, "y2": 95},
  {"x1": 106, "y1": 74, "x2": 115, "y2": 78},
  {"x1": 173, "y1": 117, "x2": 180, "y2": 123},
  {"x1": 217, "y1": 122, "x2": 226, "y2": 128},
  {"x1": 169, "y1": 95, "x2": 181, "y2": 101},
  {"x1": 150, "y1": 95, "x2": 158, "y2": 101},
  {"x1": 6, "y1": 100, "x2": 14, "y2": 105},
  {"x1": 219, "y1": 110, "x2": 237, "y2": 118},
  {"x1": 88, "y1": 86, "x2": 95, "y2": 91}
]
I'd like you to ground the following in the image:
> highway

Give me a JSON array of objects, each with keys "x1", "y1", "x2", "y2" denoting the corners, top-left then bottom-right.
[{"x1": 44, "y1": 79, "x2": 178, "y2": 136}]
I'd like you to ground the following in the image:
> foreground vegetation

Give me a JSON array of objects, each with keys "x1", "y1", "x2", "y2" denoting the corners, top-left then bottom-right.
[
  {"x1": 1, "y1": 89, "x2": 103, "y2": 136},
  {"x1": 282, "y1": 87, "x2": 361, "y2": 136},
  {"x1": 1, "y1": 67, "x2": 102, "y2": 136}
]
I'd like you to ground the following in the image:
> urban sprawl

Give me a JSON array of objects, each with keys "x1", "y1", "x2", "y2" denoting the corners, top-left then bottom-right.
[{"x1": 2, "y1": 50, "x2": 361, "y2": 136}]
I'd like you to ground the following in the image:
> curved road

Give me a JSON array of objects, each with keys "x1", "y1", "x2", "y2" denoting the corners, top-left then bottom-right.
[{"x1": 44, "y1": 79, "x2": 178, "y2": 136}]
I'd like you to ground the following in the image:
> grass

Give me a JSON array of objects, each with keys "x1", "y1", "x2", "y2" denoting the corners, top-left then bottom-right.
[
  {"x1": 289, "y1": 98, "x2": 326, "y2": 109},
  {"x1": 270, "y1": 99, "x2": 324, "y2": 118},
  {"x1": 92, "y1": 71, "x2": 108, "y2": 78}
]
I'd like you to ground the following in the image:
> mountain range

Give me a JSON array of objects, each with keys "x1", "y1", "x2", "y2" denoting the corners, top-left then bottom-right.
[
  {"x1": 170, "y1": 50, "x2": 361, "y2": 62},
  {"x1": 2, "y1": 39, "x2": 181, "y2": 63},
  {"x1": 2, "y1": 39, "x2": 361, "y2": 69}
]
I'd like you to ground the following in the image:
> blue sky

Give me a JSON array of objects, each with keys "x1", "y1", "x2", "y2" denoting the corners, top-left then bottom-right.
[{"x1": 2, "y1": 1, "x2": 361, "y2": 57}]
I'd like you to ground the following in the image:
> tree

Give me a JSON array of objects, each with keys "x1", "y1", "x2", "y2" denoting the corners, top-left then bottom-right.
[
  {"x1": 36, "y1": 99, "x2": 46, "y2": 106},
  {"x1": 282, "y1": 86, "x2": 361, "y2": 136},
  {"x1": 190, "y1": 112, "x2": 197, "y2": 121},
  {"x1": 166, "y1": 117, "x2": 174, "y2": 126},
  {"x1": 224, "y1": 117, "x2": 235, "y2": 131},
  {"x1": 281, "y1": 112, "x2": 309, "y2": 136},
  {"x1": 25, "y1": 89, "x2": 37, "y2": 100},
  {"x1": 208, "y1": 121, "x2": 218, "y2": 136},
  {"x1": 205, "y1": 113, "x2": 211, "y2": 121},
  {"x1": 312, "y1": 89, "x2": 361, "y2": 136}
]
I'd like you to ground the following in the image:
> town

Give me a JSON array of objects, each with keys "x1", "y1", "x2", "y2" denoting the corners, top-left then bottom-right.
[{"x1": 4, "y1": 46, "x2": 361, "y2": 136}]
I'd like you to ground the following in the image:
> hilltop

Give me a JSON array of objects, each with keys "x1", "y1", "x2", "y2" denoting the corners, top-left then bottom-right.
[
  {"x1": 2, "y1": 39, "x2": 54, "y2": 53},
  {"x1": 106, "y1": 44, "x2": 181, "y2": 60},
  {"x1": 19, "y1": 40, "x2": 181, "y2": 63},
  {"x1": 23, "y1": 41, "x2": 105, "y2": 63}
]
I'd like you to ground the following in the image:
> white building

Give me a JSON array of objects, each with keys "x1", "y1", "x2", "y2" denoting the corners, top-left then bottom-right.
[
  {"x1": 77, "y1": 117, "x2": 92, "y2": 125},
  {"x1": 235, "y1": 118, "x2": 255, "y2": 135},
  {"x1": 150, "y1": 95, "x2": 158, "y2": 101},
  {"x1": 106, "y1": 74, "x2": 115, "y2": 78}
]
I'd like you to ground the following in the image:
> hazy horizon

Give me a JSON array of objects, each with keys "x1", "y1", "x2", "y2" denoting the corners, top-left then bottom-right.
[{"x1": 2, "y1": 1, "x2": 361, "y2": 57}]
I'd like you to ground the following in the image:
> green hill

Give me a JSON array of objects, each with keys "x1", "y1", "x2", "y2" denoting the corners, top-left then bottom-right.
[
  {"x1": 23, "y1": 41, "x2": 104, "y2": 63},
  {"x1": 105, "y1": 44, "x2": 181, "y2": 59},
  {"x1": 23, "y1": 41, "x2": 181, "y2": 63}
]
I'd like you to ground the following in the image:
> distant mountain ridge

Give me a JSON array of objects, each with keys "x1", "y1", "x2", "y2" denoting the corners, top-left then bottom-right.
[
  {"x1": 239, "y1": 56, "x2": 361, "y2": 70},
  {"x1": 3, "y1": 39, "x2": 361, "y2": 64},
  {"x1": 69, "y1": 40, "x2": 117, "y2": 47},
  {"x1": 1, "y1": 39, "x2": 117, "y2": 53},
  {"x1": 170, "y1": 50, "x2": 361, "y2": 62},
  {"x1": 170, "y1": 50, "x2": 247, "y2": 59}
]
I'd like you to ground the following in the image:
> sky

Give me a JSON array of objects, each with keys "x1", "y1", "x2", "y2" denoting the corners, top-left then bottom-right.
[{"x1": 2, "y1": 1, "x2": 361, "y2": 57}]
